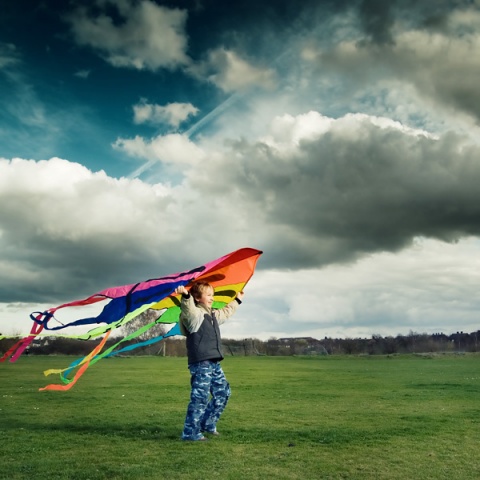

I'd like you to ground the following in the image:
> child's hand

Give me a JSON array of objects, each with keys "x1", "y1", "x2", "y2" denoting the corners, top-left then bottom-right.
[
  {"x1": 175, "y1": 285, "x2": 188, "y2": 295},
  {"x1": 236, "y1": 291, "x2": 245, "y2": 301}
]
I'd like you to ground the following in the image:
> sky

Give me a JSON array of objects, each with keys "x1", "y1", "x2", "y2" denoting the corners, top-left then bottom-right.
[{"x1": 1, "y1": 0, "x2": 480, "y2": 341}]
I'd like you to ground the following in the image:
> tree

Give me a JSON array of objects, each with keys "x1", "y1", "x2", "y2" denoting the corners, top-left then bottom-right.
[{"x1": 120, "y1": 309, "x2": 172, "y2": 355}]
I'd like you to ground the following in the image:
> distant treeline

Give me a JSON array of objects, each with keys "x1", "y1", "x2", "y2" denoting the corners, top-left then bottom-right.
[{"x1": 1, "y1": 330, "x2": 479, "y2": 357}]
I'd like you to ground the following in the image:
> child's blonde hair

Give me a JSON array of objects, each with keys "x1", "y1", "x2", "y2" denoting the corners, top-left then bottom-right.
[{"x1": 189, "y1": 281, "x2": 214, "y2": 300}]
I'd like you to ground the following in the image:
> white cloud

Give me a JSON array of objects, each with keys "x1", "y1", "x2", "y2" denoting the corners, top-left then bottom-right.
[
  {"x1": 113, "y1": 133, "x2": 206, "y2": 167},
  {"x1": 74, "y1": 69, "x2": 91, "y2": 79},
  {"x1": 0, "y1": 42, "x2": 19, "y2": 69},
  {"x1": 66, "y1": 2, "x2": 275, "y2": 94},
  {"x1": 0, "y1": 157, "x2": 174, "y2": 240},
  {"x1": 262, "y1": 111, "x2": 334, "y2": 149},
  {"x1": 190, "y1": 48, "x2": 276, "y2": 93},
  {"x1": 133, "y1": 100, "x2": 199, "y2": 128},
  {"x1": 66, "y1": 0, "x2": 190, "y2": 71}
]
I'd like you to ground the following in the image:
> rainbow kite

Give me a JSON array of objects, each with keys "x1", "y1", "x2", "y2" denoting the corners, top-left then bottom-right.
[{"x1": 1, "y1": 248, "x2": 262, "y2": 391}]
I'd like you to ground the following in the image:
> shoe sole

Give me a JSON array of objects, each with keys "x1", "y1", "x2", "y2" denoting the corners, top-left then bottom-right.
[{"x1": 182, "y1": 436, "x2": 208, "y2": 442}]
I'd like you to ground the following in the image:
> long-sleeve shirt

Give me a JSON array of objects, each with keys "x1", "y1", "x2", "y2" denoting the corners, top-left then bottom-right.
[{"x1": 179, "y1": 293, "x2": 240, "y2": 365}]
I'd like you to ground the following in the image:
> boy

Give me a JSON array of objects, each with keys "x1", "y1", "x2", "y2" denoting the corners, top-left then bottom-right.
[{"x1": 175, "y1": 281, "x2": 244, "y2": 441}]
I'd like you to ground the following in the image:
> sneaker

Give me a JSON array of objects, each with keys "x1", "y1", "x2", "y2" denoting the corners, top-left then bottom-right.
[{"x1": 203, "y1": 429, "x2": 220, "y2": 436}]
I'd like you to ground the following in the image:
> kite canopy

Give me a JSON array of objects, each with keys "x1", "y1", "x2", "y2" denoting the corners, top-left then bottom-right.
[{"x1": 1, "y1": 248, "x2": 263, "y2": 391}]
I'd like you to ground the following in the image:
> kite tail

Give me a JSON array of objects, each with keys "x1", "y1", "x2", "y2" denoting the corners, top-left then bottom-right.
[
  {"x1": 43, "y1": 319, "x2": 182, "y2": 387},
  {"x1": 39, "y1": 331, "x2": 112, "y2": 392},
  {"x1": 103, "y1": 322, "x2": 182, "y2": 358},
  {"x1": 0, "y1": 313, "x2": 46, "y2": 362},
  {"x1": 1, "y1": 295, "x2": 111, "y2": 364}
]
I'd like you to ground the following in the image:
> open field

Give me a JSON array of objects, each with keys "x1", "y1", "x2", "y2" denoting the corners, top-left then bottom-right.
[{"x1": 1, "y1": 354, "x2": 479, "y2": 479}]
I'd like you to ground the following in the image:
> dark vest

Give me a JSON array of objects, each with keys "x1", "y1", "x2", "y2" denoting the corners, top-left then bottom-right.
[{"x1": 185, "y1": 311, "x2": 224, "y2": 365}]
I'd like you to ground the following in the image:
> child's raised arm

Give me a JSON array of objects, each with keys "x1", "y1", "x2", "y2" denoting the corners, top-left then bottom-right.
[{"x1": 175, "y1": 285, "x2": 188, "y2": 296}]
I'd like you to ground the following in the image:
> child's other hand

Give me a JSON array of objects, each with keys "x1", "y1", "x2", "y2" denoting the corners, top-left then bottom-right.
[{"x1": 236, "y1": 291, "x2": 245, "y2": 301}]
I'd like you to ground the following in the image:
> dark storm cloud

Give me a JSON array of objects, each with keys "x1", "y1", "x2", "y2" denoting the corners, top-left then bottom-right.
[
  {"x1": 358, "y1": 0, "x2": 396, "y2": 45},
  {"x1": 199, "y1": 115, "x2": 480, "y2": 269},
  {"x1": 356, "y1": 0, "x2": 473, "y2": 43},
  {"x1": 310, "y1": 1, "x2": 480, "y2": 123}
]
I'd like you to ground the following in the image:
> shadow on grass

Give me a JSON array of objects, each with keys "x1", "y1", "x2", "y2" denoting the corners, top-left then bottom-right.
[
  {"x1": 2, "y1": 418, "x2": 181, "y2": 441},
  {"x1": 3, "y1": 413, "x2": 441, "y2": 446}
]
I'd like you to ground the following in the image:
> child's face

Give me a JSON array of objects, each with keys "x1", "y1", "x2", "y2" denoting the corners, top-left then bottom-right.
[{"x1": 196, "y1": 287, "x2": 214, "y2": 308}]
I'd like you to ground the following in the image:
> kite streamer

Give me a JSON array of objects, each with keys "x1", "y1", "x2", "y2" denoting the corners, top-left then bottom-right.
[{"x1": 0, "y1": 248, "x2": 262, "y2": 390}]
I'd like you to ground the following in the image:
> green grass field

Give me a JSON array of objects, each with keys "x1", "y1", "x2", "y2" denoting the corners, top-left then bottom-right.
[{"x1": 1, "y1": 354, "x2": 479, "y2": 479}]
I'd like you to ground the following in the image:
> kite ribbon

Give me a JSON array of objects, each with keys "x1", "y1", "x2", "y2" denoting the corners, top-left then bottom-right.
[
  {"x1": 39, "y1": 331, "x2": 111, "y2": 392},
  {"x1": 1, "y1": 314, "x2": 44, "y2": 363}
]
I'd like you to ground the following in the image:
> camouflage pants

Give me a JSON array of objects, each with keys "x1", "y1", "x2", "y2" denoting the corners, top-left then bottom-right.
[{"x1": 181, "y1": 360, "x2": 231, "y2": 440}]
